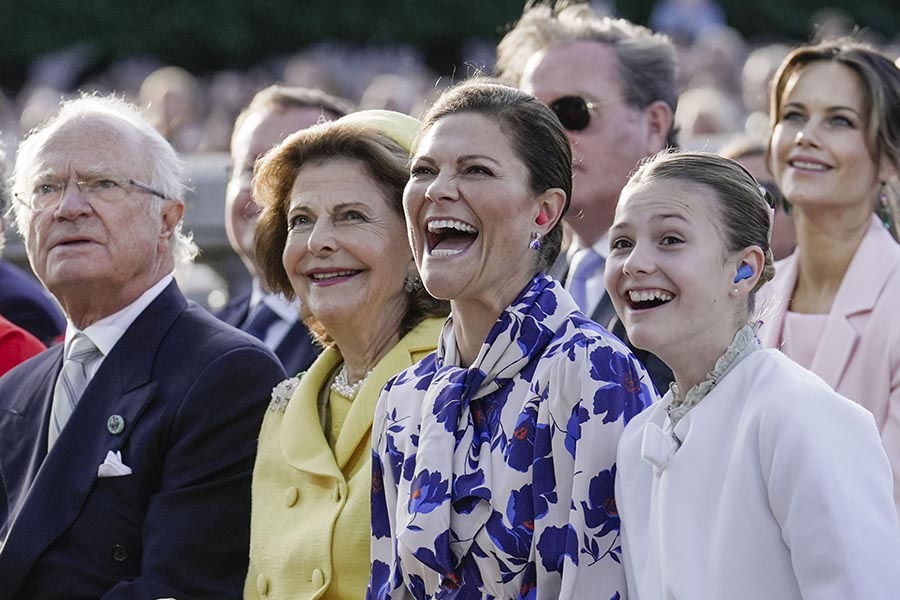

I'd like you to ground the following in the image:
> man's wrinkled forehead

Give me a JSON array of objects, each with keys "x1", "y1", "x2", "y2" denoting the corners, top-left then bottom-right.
[{"x1": 28, "y1": 114, "x2": 148, "y2": 179}]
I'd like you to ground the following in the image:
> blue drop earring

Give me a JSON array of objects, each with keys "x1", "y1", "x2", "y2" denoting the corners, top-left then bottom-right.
[{"x1": 529, "y1": 232, "x2": 542, "y2": 250}]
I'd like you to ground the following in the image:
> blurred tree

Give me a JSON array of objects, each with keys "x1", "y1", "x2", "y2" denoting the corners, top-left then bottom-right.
[{"x1": 0, "y1": 0, "x2": 897, "y2": 92}]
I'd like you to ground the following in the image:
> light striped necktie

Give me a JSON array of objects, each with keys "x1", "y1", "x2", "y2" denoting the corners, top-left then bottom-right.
[
  {"x1": 48, "y1": 333, "x2": 102, "y2": 449},
  {"x1": 567, "y1": 247, "x2": 605, "y2": 314}
]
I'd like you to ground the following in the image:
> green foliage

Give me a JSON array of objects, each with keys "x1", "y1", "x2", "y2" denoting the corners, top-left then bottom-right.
[
  {"x1": 620, "y1": 0, "x2": 900, "y2": 43},
  {"x1": 1, "y1": 0, "x2": 898, "y2": 92}
]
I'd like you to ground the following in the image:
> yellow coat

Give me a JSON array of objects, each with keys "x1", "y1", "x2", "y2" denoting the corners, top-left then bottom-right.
[{"x1": 245, "y1": 318, "x2": 443, "y2": 600}]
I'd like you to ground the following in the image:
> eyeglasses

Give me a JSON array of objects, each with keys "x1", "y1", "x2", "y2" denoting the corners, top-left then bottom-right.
[
  {"x1": 549, "y1": 95, "x2": 597, "y2": 131},
  {"x1": 15, "y1": 177, "x2": 167, "y2": 211}
]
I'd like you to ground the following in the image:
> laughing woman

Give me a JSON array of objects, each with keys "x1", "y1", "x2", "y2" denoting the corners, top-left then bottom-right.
[
  {"x1": 368, "y1": 82, "x2": 656, "y2": 600},
  {"x1": 244, "y1": 111, "x2": 448, "y2": 600},
  {"x1": 609, "y1": 151, "x2": 900, "y2": 600}
]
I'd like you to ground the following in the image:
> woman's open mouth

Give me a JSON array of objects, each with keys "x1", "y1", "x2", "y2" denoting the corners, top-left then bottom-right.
[{"x1": 425, "y1": 219, "x2": 478, "y2": 257}]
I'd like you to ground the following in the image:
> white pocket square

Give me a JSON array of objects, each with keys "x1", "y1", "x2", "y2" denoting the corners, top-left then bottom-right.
[{"x1": 97, "y1": 450, "x2": 133, "y2": 478}]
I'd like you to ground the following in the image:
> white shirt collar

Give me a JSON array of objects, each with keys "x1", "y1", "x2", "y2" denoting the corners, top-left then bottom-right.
[
  {"x1": 65, "y1": 274, "x2": 174, "y2": 357},
  {"x1": 250, "y1": 278, "x2": 298, "y2": 324},
  {"x1": 567, "y1": 231, "x2": 610, "y2": 263}
]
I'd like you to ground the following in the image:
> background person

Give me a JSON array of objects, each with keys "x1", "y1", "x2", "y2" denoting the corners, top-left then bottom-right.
[
  {"x1": 757, "y1": 41, "x2": 900, "y2": 508},
  {"x1": 495, "y1": 2, "x2": 678, "y2": 392},
  {"x1": 0, "y1": 149, "x2": 65, "y2": 346},
  {"x1": 369, "y1": 82, "x2": 655, "y2": 599},
  {"x1": 719, "y1": 134, "x2": 796, "y2": 259},
  {"x1": 217, "y1": 84, "x2": 353, "y2": 376},
  {"x1": 245, "y1": 110, "x2": 447, "y2": 600},
  {"x1": 0, "y1": 313, "x2": 44, "y2": 376},
  {"x1": 608, "y1": 151, "x2": 900, "y2": 600},
  {"x1": 0, "y1": 95, "x2": 285, "y2": 598}
]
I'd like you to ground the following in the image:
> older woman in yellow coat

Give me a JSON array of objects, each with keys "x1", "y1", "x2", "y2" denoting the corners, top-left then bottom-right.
[{"x1": 244, "y1": 110, "x2": 448, "y2": 600}]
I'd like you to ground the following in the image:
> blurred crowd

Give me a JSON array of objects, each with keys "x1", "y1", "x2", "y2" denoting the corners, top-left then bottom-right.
[{"x1": 1, "y1": 3, "x2": 897, "y2": 162}]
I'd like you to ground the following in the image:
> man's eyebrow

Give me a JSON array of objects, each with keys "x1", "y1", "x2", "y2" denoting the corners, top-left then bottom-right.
[{"x1": 30, "y1": 163, "x2": 118, "y2": 180}]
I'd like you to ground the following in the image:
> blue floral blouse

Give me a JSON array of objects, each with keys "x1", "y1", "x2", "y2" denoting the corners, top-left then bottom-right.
[{"x1": 368, "y1": 274, "x2": 656, "y2": 599}]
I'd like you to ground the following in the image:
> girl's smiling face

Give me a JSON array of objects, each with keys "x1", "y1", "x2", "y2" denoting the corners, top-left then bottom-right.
[{"x1": 605, "y1": 179, "x2": 746, "y2": 371}]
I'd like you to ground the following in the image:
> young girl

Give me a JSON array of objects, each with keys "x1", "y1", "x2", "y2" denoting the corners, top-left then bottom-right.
[{"x1": 606, "y1": 151, "x2": 900, "y2": 599}]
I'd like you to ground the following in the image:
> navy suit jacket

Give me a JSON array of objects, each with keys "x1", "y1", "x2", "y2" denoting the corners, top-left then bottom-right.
[
  {"x1": 215, "y1": 291, "x2": 319, "y2": 377},
  {"x1": 0, "y1": 260, "x2": 65, "y2": 346},
  {"x1": 0, "y1": 281, "x2": 286, "y2": 599},
  {"x1": 550, "y1": 255, "x2": 674, "y2": 396}
]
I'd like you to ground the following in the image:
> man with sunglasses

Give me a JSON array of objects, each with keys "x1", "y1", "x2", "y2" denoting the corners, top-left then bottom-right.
[
  {"x1": 218, "y1": 84, "x2": 352, "y2": 376},
  {"x1": 496, "y1": 1, "x2": 679, "y2": 393},
  {"x1": 0, "y1": 95, "x2": 285, "y2": 598}
]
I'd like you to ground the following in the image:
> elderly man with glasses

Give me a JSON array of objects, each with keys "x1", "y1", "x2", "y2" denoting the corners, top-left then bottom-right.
[
  {"x1": 496, "y1": 2, "x2": 679, "y2": 393},
  {"x1": 0, "y1": 95, "x2": 285, "y2": 599}
]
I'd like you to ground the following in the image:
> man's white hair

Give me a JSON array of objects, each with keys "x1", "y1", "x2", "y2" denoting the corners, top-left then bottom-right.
[{"x1": 11, "y1": 93, "x2": 199, "y2": 267}]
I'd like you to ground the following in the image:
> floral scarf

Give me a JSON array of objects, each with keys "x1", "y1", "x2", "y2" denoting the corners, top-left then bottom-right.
[{"x1": 395, "y1": 274, "x2": 576, "y2": 594}]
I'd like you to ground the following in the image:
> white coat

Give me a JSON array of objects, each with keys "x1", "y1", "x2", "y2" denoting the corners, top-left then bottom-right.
[{"x1": 616, "y1": 348, "x2": 900, "y2": 600}]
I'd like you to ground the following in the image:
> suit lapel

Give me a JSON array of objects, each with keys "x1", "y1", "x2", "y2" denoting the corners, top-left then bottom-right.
[
  {"x1": 280, "y1": 319, "x2": 441, "y2": 475},
  {"x1": 333, "y1": 318, "x2": 441, "y2": 469},
  {"x1": 281, "y1": 348, "x2": 344, "y2": 480},
  {"x1": 0, "y1": 282, "x2": 185, "y2": 590},
  {"x1": 0, "y1": 348, "x2": 61, "y2": 540},
  {"x1": 547, "y1": 252, "x2": 569, "y2": 282},
  {"x1": 590, "y1": 293, "x2": 618, "y2": 330},
  {"x1": 809, "y1": 218, "x2": 894, "y2": 389},
  {"x1": 215, "y1": 292, "x2": 251, "y2": 328},
  {"x1": 275, "y1": 321, "x2": 319, "y2": 377}
]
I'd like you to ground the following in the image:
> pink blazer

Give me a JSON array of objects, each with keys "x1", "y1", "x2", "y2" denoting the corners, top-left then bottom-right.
[{"x1": 758, "y1": 215, "x2": 900, "y2": 508}]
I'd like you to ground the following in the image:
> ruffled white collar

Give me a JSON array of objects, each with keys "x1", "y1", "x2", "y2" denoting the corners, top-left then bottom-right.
[{"x1": 666, "y1": 322, "x2": 761, "y2": 427}]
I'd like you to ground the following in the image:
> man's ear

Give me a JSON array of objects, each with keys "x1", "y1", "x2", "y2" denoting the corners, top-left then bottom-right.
[
  {"x1": 643, "y1": 100, "x2": 674, "y2": 154},
  {"x1": 158, "y1": 200, "x2": 184, "y2": 247}
]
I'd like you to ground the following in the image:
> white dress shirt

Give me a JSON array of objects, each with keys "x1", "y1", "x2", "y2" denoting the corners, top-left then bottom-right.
[
  {"x1": 64, "y1": 274, "x2": 174, "y2": 379},
  {"x1": 565, "y1": 232, "x2": 609, "y2": 317},
  {"x1": 247, "y1": 280, "x2": 299, "y2": 351}
]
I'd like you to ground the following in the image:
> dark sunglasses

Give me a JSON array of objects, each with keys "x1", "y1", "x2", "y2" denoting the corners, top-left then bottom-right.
[
  {"x1": 758, "y1": 180, "x2": 791, "y2": 214},
  {"x1": 549, "y1": 95, "x2": 597, "y2": 131}
]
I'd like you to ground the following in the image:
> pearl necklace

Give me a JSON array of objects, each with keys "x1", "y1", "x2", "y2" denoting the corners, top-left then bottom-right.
[{"x1": 331, "y1": 363, "x2": 373, "y2": 399}]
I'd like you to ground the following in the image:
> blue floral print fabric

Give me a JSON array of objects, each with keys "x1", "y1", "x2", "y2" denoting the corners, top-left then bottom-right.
[{"x1": 369, "y1": 274, "x2": 656, "y2": 599}]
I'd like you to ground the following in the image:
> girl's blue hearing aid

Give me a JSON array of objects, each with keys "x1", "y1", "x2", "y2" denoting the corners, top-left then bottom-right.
[{"x1": 733, "y1": 264, "x2": 754, "y2": 283}]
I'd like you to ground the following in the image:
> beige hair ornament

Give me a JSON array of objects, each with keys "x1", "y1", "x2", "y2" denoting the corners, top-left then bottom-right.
[{"x1": 335, "y1": 109, "x2": 420, "y2": 153}]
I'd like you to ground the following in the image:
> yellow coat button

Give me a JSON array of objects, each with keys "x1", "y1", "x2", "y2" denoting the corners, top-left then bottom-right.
[
  {"x1": 285, "y1": 486, "x2": 299, "y2": 507},
  {"x1": 256, "y1": 573, "x2": 269, "y2": 596},
  {"x1": 312, "y1": 568, "x2": 325, "y2": 588}
]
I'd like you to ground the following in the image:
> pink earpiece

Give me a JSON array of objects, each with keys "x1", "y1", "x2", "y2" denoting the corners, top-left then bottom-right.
[{"x1": 536, "y1": 210, "x2": 549, "y2": 226}]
